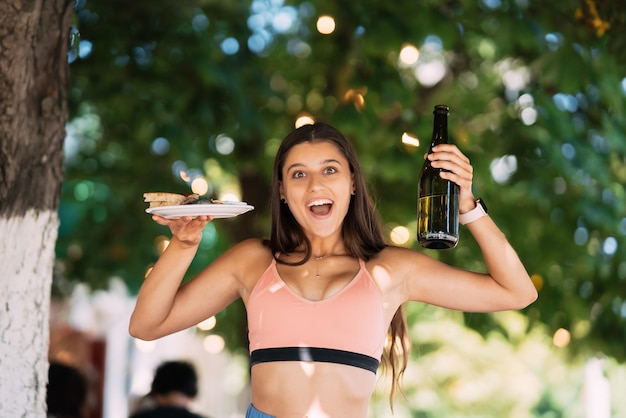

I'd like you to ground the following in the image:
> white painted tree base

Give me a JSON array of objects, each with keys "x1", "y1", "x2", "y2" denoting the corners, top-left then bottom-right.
[{"x1": 0, "y1": 210, "x2": 58, "y2": 417}]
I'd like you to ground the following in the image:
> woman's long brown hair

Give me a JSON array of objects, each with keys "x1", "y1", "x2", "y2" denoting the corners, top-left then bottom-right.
[{"x1": 266, "y1": 122, "x2": 409, "y2": 406}]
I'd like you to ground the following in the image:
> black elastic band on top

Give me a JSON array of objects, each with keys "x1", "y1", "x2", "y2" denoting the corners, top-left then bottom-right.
[{"x1": 250, "y1": 347, "x2": 380, "y2": 374}]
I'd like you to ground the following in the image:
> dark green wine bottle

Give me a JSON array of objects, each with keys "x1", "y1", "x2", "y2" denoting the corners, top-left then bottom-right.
[{"x1": 417, "y1": 105, "x2": 459, "y2": 249}]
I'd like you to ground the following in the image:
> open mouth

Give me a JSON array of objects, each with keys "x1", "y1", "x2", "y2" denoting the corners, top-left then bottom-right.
[{"x1": 307, "y1": 199, "x2": 333, "y2": 216}]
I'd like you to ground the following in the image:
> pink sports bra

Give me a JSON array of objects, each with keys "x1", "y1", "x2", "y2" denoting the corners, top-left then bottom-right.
[{"x1": 246, "y1": 257, "x2": 386, "y2": 373}]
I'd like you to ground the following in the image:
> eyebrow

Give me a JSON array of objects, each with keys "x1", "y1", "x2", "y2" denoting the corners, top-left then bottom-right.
[{"x1": 285, "y1": 159, "x2": 343, "y2": 173}]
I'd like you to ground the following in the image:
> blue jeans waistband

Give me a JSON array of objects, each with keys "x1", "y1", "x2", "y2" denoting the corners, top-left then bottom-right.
[{"x1": 246, "y1": 404, "x2": 275, "y2": 418}]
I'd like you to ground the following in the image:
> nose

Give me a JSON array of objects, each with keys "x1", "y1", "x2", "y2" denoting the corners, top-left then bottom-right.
[{"x1": 308, "y1": 173, "x2": 324, "y2": 191}]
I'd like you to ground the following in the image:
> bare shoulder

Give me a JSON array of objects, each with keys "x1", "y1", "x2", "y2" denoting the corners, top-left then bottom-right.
[
  {"x1": 222, "y1": 238, "x2": 274, "y2": 292},
  {"x1": 230, "y1": 237, "x2": 272, "y2": 253},
  {"x1": 369, "y1": 245, "x2": 441, "y2": 285},
  {"x1": 369, "y1": 245, "x2": 428, "y2": 270},
  {"x1": 362, "y1": 246, "x2": 431, "y2": 310},
  {"x1": 221, "y1": 238, "x2": 273, "y2": 267}
]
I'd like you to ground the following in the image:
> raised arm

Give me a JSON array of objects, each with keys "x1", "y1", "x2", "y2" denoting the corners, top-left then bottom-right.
[
  {"x1": 128, "y1": 215, "x2": 242, "y2": 340},
  {"x1": 401, "y1": 144, "x2": 537, "y2": 312}
]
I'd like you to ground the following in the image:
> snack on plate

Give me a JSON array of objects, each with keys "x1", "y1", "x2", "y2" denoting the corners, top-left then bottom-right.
[{"x1": 143, "y1": 192, "x2": 200, "y2": 208}]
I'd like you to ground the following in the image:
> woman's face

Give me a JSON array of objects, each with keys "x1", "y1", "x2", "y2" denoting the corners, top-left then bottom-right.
[{"x1": 279, "y1": 140, "x2": 354, "y2": 239}]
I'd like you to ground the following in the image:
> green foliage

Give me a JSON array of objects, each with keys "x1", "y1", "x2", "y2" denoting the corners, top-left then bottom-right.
[
  {"x1": 59, "y1": 0, "x2": 626, "y2": 372},
  {"x1": 370, "y1": 305, "x2": 626, "y2": 417}
]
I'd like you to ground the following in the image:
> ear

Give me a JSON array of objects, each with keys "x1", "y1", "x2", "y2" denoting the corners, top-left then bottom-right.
[
  {"x1": 351, "y1": 174, "x2": 356, "y2": 195},
  {"x1": 279, "y1": 182, "x2": 285, "y2": 201}
]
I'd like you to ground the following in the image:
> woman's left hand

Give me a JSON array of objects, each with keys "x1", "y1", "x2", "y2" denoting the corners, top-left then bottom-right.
[{"x1": 427, "y1": 144, "x2": 476, "y2": 213}]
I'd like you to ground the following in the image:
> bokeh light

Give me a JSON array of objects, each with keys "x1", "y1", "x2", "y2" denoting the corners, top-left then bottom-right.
[
  {"x1": 221, "y1": 37, "x2": 239, "y2": 55},
  {"x1": 197, "y1": 316, "x2": 217, "y2": 331},
  {"x1": 73, "y1": 181, "x2": 94, "y2": 201},
  {"x1": 191, "y1": 177, "x2": 209, "y2": 195},
  {"x1": 390, "y1": 225, "x2": 411, "y2": 245},
  {"x1": 415, "y1": 59, "x2": 446, "y2": 87},
  {"x1": 171, "y1": 160, "x2": 192, "y2": 183},
  {"x1": 316, "y1": 15, "x2": 335, "y2": 34},
  {"x1": 530, "y1": 274, "x2": 544, "y2": 291},
  {"x1": 247, "y1": 33, "x2": 267, "y2": 54},
  {"x1": 489, "y1": 155, "x2": 518, "y2": 184},
  {"x1": 545, "y1": 32, "x2": 563, "y2": 51},
  {"x1": 219, "y1": 191, "x2": 242, "y2": 202},
  {"x1": 520, "y1": 107, "x2": 537, "y2": 125},
  {"x1": 553, "y1": 93, "x2": 578, "y2": 112},
  {"x1": 502, "y1": 66, "x2": 530, "y2": 92},
  {"x1": 191, "y1": 12, "x2": 209, "y2": 32},
  {"x1": 413, "y1": 35, "x2": 446, "y2": 87},
  {"x1": 399, "y1": 44, "x2": 419, "y2": 66},
  {"x1": 561, "y1": 143, "x2": 576, "y2": 159},
  {"x1": 295, "y1": 114, "x2": 315, "y2": 128},
  {"x1": 602, "y1": 237, "x2": 618, "y2": 255},
  {"x1": 402, "y1": 132, "x2": 420, "y2": 147},
  {"x1": 151, "y1": 137, "x2": 170, "y2": 155},
  {"x1": 215, "y1": 134, "x2": 235, "y2": 155},
  {"x1": 78, "y1": 40, "x2": 93, "y2": 59},
  {"x1": 272, "y1": 7, "x2": 296, "y2": 33},
  {"x1": 343, "y1": 88, "x2": 366, "y2": 111},
  {"x1": 553, "y1": 328, "x2": 571, "y2": 348},
  {"x1": 203, "y1": 334, "x2": 225, "y2": 354},
  {"x1": 247, "y1": 0, "x2": 299, "y2": 55}
]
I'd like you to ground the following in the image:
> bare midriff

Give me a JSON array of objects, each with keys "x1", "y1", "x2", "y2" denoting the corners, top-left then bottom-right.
[{"x1": 250, "y1": 361, "x2": 377, "y2": 418}]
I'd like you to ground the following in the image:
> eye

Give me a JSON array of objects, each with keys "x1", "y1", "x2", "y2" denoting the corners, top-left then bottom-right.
[
  {"x1": 323, "y1": 167, "x2": 337, "y2": 174},
  {"x1": 292, "y1": 171, "x2": 306, "y2": 179}
]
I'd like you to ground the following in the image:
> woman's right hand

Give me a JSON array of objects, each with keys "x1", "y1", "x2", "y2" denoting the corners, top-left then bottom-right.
[{"x1": 152, "y1": 215, "x2": 212, "y2": 247}]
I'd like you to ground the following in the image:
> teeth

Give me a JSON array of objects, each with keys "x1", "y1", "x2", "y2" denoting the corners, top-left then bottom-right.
[{"x1": 308, "y1": 199, "x2": 332, "y2": 207}]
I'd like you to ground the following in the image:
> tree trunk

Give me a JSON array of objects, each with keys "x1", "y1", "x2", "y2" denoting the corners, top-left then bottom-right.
[{"x1": 0, "y1": 0, "x2": 73, "y2": 416}]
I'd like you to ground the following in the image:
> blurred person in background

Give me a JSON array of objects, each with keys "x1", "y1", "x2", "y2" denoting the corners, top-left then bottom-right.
[
  {"x1": 47, "y1": 361, "x2": 89, "y2": 418},
  {"x1": 129, "y1": 360, "x2": 207, "y2": 418}
]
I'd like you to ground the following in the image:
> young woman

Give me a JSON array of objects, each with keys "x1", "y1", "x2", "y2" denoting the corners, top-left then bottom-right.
[{"x1": 129, "y1": 122, "x2": 537, "y2": 418}]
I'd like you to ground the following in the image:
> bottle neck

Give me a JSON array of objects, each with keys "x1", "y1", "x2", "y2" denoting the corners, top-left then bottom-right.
[{"x1": 431, "y1": 112, "x2": 449, "y2": 147}]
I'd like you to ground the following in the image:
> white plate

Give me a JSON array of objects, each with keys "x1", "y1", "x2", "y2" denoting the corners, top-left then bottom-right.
[{"x1": 146, "y1": 203, "x2": 254, "y2": 219}]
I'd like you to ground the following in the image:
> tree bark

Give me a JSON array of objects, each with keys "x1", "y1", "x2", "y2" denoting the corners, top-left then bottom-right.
[{"x1": 0, "y1": 0, "x2": 73, "y2": 416}]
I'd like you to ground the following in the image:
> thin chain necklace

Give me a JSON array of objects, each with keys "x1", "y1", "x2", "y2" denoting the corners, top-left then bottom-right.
[
  {"x1": 314, "y1": 255, "x2": 327, "y2": 279},
  {"x1": 313, "y1": 254, "x2": 347, "y2": 279}
]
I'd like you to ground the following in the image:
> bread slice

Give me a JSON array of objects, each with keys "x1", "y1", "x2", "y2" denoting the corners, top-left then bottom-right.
[{"x1": 143, "y1": 192, "x2": 199, "y2": 208}]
